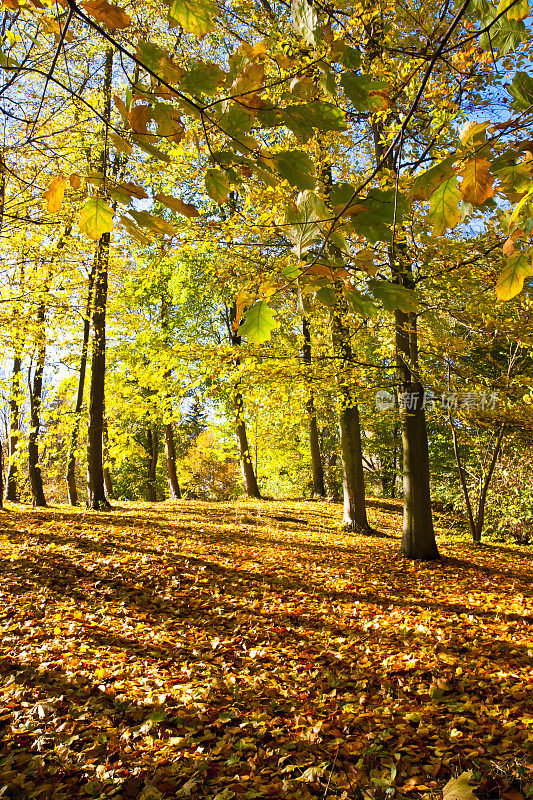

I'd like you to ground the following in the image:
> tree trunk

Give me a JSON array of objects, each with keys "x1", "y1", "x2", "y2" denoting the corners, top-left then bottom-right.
[
  {"x1": 302, "y1": 314, "x2": 325, "y2": 497},
  {"x1": 102, "y1": 415, "x2": 113, "y2": 499},
  {"x1": 87, "y1": 46, "x2": 113, "y2": 511},
  {"x1": 450, "y1": 420, "x2": 476, "y2": 539},
  {"x1": 395, "y1": 304, "x2": 439, "y2": 560},
  {"x1": 87, "y1": 232, "x2": 111, "y2": 510},
  {"x1": 146, "y1": 425, "x2": 159, "y2": 502},
  {"x1": 332, "y1": 285, "x2": 371, "y2": 532},
  {"x1": 66, "y1": 258, "x2": 96, "y2": 506},
  {"x1": 28, "y1": 305, "x2": 47, "y2": 507},
  {"x1": 474, "y1": 424, "x2": 506, "y2": 542},
  {"x1": 6, "y1": 355, "x2": 22, "y2": 502},
  {"x1": 230, "y1": 304, "x2": 261, "y2": 499},
  {"x1": 164, "y1": 422, "x2": 181, "y2": 499},
  {"x1": 0, "y1": 436, "x2": 3, "y2": 510}
]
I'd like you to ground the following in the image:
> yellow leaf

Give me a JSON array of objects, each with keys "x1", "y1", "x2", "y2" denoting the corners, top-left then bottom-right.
[
  {"x1": 94, "y1": 667, "x2": 106, "y2": 679},
  {"x1": 44, "y1": 176, "x2": 66, "y2": 213},
  {"x1": 53, "y1": 626, "x2": 61, "y2": 635},
  {"x1": 459, "y1": 158, "x2": 495, "y2": 205},
  {"x1": 443, "y1": 772, "x2": 478, "y2": 800},
  {"x1": 496, "y1": 252, "x2": 533, "y2": 301},
  {"x1": 83, "y1": 0, "x2": 131, "y2": 29}
]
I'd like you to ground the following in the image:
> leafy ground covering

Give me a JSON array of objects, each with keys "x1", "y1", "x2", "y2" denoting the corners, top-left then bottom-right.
[{"x1": 0, "y1": 499, "x2": 532, "y2": 800}]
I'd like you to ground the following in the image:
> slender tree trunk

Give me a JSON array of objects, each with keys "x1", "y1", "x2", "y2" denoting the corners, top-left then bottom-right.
[
  {"x1": 395, "y1": 303, "x2": 439, "y2": 559},
  {"x1": 102, "y1": 415, "x2": 113, "y2": 498},
  {"x1": 450, "y1": 420, "x2": 477, "y2": 539},
  {"x1": 28, "y1": 305, "x2": 47, "y2": 507},
  {"x1": 6, "y1": 355, "x2": 22, "y2": 501},
  {"x1": 230, "y1": 304, "x2": 261, "y2": 499},
  {"x1": 66, "y1": 259, "x2": 96, "y2": 505},
  {"x1": 164, "y1": 422, "x2": 181, "y2": 499},
  {"x1": 146, "y1": 425, "x2": 159, "y2": 502},
  {"x1": 0, "y1": 436, "x2": 3, "y2": 510},
  {"x1": 332, "y1": 285, "x2": 371, "y2": 532},
  {"x1": 302, "y1": 314, "x2": 325, "y2": 497},
  {"x1": 474, "y1": 424, "x2": 506, "y2": 542},
  {"x1": 87, "y1": 47, "x2": 113, "y2": 510}
]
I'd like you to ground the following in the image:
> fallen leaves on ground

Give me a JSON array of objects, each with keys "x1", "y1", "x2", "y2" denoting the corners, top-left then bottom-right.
[{"x1": 0, "y1": 499, "x2": 532, "y2": 800}]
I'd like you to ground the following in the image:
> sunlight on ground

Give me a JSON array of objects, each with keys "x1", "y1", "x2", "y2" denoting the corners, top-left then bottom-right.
[{"x1": 0, "y1": 500, "x2": 531, "y2": 800}]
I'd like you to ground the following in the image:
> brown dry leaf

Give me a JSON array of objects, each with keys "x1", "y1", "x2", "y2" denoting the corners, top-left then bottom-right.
[
  {"x1": 155, "y1": 193, "x2": 199, "y2": 217},
  {"x1": 83, "y1": 0, "x2": 131, "y2": 29},
  {"x1": 69, "y1": 172, "x2": 82, "y2": 190}
]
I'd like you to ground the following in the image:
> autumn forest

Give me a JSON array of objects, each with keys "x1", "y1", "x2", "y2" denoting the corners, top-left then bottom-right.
[{"x1": 0, "y1": 0, "x2": 532, "y2": 796}]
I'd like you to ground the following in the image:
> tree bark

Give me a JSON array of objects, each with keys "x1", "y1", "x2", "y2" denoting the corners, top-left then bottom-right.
[
  {"x1": 66, "y1": 258, "x2": 96, "y2": 505},
  {"x1": 6, "y1": 355, "x2": 22, "y2": 502},
  {"x1": 395, "y1": 303, "x2": 439, "y2": 560},
  {"x1": 102, "y1": 415, "x2": 113, "y2": 499},
  {"x1": 230, "y1": 304, "x2": 261, "y2": 499},
  {"x1": 164, "y1": 422, "x2": 181, "y2": 499},
  {"x1": 332, "y1": 285, "x2": 371, "y2": 532},
  {"x1": 302, "y1": 314, "x2": 325, "y2": 497},
  {"x1": 146, "y1": 425, "x2": 159, "y2": 502},
  {"x1": 450, "y1": 420, "x2": 476, "y2": 539},
  {"x1": 87, "y1": 46, "x2": 113, "y2": 511},
  {"x1": 28, "y1": 304, "x2": 47, "y2": 507}
]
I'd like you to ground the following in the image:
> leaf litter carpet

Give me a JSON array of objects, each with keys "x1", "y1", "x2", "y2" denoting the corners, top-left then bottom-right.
[{"x1": 0, "y1": 500, "x2": 532, "y2": 800}]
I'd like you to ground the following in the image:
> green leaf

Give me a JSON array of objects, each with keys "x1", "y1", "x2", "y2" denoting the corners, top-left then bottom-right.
[
  {"x1": 331, "y1": 186, "x2": 407, "y2": 243},
  {"x1": 168, "y1": 0, "x2": 218, "y2": 36},
  {"x1": 368, "y1": 279, "x2": 419, "y2": 313},
  {"x1": 129, "y1": 209, "x2": 179, "y2": 237},
  {"x1": 78, "y1": 198, "x2": 114, "y2": 241},
  {"x1": 205, "y1": 168, "x2": 230, "y2": 203},
  {"x1": 508, "y1": 72, "x2": 533, "y2": 111},
  {"x1": 330, "y1": 40, "x2": 361, "y2": 69},
  {"x1": 345, "y1": 288, "x2": 378, "y2": 317},
  {"x1": 495, "y1": 251, "x2": 533, "y2": 301},
  {"x1": 316, "y1": 286, "x2": 336, "y2": 308},
  {"x1": 272, "y1": 151, "x2": 316, "y2": 190},
  {"x1": 284, "y1": 190, "x2": 330, "y2": 258},
  {"x1": 131, "y1": 135, "x2": 171, "y2": 162},
  {"x1": 479, "y1": 16, "x2": 527, "y2": 54},
  {"x1": 180, "y1": 61, "x2": 225, "y2": 96},
  {"x1": 427, "y1": 176, "x2": 462, "y2": 236},
  {"x1": 282, "y1": 102, "x2": 347, "y2": 138},
  {"x1": 239, "y1": 301, "x2": 278, "y2": 344},
  {"x1": 411, "y1": 157, "x2": 456, "y2": 201},
  {"x1": 340, "y1": 73, "x2": 388, "y2": 111}
]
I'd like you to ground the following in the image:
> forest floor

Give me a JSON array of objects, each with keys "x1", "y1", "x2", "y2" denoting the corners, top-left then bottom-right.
[{"x1": 0, "y1": 498, "x2": 532, "y2": 800}]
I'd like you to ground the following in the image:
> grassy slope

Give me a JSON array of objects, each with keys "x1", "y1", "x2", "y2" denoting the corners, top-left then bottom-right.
[{"x1": 0, "y1": 499, "x2": 532, "y2": 800}]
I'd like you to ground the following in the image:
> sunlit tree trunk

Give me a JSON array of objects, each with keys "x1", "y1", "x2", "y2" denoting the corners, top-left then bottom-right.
[
  {"x1": 66, "y1": 258, "x2": 96, "y2": 505},
  {"x1": 6, "y1": 355, "x2": 22, "y2": 502},
  {"x1": 28, "y1": 303, "x2": 47, "y2": 507},
  {"x1": 165, "y1": 423, "x2": 181, "y2": 499},
  {"x1": 302, "y1": 313, "x2": 325, "y2": 497},
  {"x1": 87, "y1": 47, "x2": 113, "y2": 510}
]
